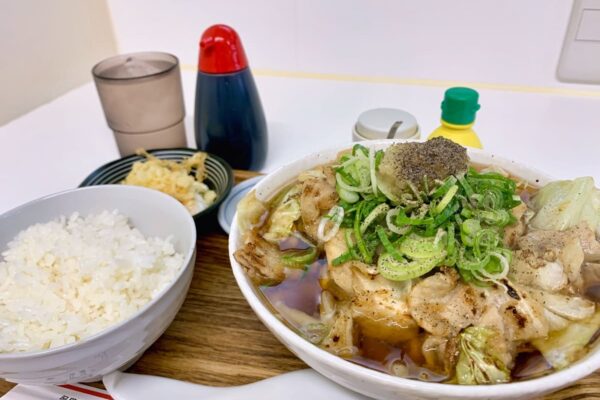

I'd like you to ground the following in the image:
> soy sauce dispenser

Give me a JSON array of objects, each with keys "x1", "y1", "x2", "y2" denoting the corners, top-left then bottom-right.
[{"x1": 194, "y1": 24, "x2": 268, "y2": 170}]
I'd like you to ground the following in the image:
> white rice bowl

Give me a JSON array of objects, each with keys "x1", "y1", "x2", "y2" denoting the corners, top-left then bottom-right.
[{"x1": 0, "y1": 210, "x2": 184, "y2": 353}]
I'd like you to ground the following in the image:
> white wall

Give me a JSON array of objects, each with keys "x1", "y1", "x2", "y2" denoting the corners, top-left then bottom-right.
[
  {"x1": 3, "y1": 1, "x2": 596, "y2": 126},
  {"x1": 107, "y1": 0, "x2": 599, "y2": 91},
  {"x1": 0, "y1": 0, "x2": 117, "y2": 125}
]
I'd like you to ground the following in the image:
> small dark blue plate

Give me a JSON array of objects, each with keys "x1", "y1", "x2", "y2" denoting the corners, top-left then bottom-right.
[{"x1": 80, "y1": 148, "x2": 233, "y2": 230}]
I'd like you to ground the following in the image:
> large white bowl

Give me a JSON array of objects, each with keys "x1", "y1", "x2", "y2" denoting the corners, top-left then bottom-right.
[
  {"x1": 228, "y1": 140, "x2": 600, "y2": 400},
  {"x1": 0, "y1": 185, "x2": 197, "y2": 384}
]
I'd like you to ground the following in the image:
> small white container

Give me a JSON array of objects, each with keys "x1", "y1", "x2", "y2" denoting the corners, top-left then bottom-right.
[{"x1": 352, "y1": 108, "x2": 420, "y2": 142}]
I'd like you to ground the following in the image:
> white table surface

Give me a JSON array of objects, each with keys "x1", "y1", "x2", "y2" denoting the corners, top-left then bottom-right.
[{"x1": 1, "y1": 70, "x2": 599, "y2": 214}]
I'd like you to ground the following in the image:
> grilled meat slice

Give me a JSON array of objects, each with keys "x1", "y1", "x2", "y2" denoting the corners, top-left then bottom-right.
[
  {"x1": 234, "y1": 230, "x2": 285, "y2": 286},
  {"x1": 515, "y1": 227, "x2": 588, "y2": 293},
  {"x1": 408, "y1": 268, "x2": 484, "y2": 337},
  {"x1": 299, "y1": 166, "x2": 339, "y2": 241}
]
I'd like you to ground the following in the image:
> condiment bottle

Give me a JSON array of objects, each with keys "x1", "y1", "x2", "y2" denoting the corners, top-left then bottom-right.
[
  {"x1": 352, "y1": 108, "x2": 420, "y2": 142},
  {"x1": 195, "y1": 25, "x2": 268, "y2": 170},
  {"x1": 428, "y1": 87, "x2": 483, "y2": 148}
]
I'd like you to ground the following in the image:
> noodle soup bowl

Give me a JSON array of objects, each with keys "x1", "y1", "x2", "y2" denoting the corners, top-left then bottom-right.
[{"x1": 228, "y1": 139, "x2": 600, "y2": 400}]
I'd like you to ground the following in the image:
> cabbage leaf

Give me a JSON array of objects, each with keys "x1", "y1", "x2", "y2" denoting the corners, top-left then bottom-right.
[
  {"x1": 533, "y1": 309, "x2": 600, "y2": 370},
  {"x1": 237, "y1": 190, "x2": 267, "y2": 235},
  {"x1": 531, "y1": 177, "x2": 600, "y2": 234},
  {"x1": 456, "y1": 326, "x2": 510, "y2": 385},
  {"x1": 263, "y1": 185, "x2": 302, "y2": 242}
]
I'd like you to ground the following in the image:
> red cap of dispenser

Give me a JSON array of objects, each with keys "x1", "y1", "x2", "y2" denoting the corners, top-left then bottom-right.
[{"x1": 198, "y1": 24, "x2": 249, "y2": 74}]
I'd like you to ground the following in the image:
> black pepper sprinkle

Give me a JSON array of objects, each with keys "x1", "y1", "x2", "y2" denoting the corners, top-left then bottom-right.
[{"x1": 381, "y1": 137, "x2": 468, "y2": 189}]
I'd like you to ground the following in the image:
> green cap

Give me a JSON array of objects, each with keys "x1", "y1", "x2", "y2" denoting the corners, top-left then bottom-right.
[{"x1": 441, "y1": 87, "x2": 480, "y2": 125}]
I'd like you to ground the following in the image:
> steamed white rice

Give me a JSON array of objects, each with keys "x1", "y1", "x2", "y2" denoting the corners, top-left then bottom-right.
[{"x1": 0, "y1": 210, "x2": 184, "y2": 353}]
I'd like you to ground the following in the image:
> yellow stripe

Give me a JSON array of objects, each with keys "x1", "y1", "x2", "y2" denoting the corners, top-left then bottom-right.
[
  {"x1": 181, "y1": 64, "x2": 600, "y2": 98},
  {"x1": 180, "y1": 64, "x2": 197, "y2": 72}
]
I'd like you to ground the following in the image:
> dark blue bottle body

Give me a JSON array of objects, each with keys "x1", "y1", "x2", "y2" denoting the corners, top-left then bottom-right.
[{"x1": 194, "y1": 68, "x2": 267, "y2": 170}]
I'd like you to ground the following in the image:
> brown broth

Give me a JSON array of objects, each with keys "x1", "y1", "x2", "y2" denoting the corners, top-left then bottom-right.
[
  {"x1": 279, "y1": 236, "x2": 312, "y2": 251},
  {"x1": 511, "y1": 351, "x2": 553, "y2": 381},
  {"x1": 261, "y1": 260, "x2": 326, "y2": 318},
  {"x1": 351, "y1": 337, "x2": 447, "y2": 382}
]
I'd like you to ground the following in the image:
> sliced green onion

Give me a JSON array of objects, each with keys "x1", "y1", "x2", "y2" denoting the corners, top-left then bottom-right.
[
  {"x1": 476, "y1": 251, "x2": 510, "y2": 281},
  {"x1": 461, "y1": 207, "x2": 473, "y2": 218},
  {"x1": 354, "y1": 202, "x2": 371, "y2": 263},
  {"x1": 470, "y1": 193, "x2": 484, "y2": 204},
  {"x1": 339, "y1": 154, "x2": 352, "y2": 164},
  {"x1": 481, "y1": 187, "x2": 504, "y2": 209},
  {"x1": 423, "y1": 175, "x2": 430, "y2": 197},
  {"x1": 457, "y1": 250, "x2": 490, "y2": 271},
  {"x1": 386, "y1": 208, "x2": 410, "y2": 235},
  {"x1": 317, "y1": 206, "x2": 344, "y2": 242},
  {"x1": 356, "y1": 161, "x2": 371, "y2": 187},
  {"x1": 376, "y1": 226, "x2": 404, "y2": 262},
  {"x1": 458, "y1": 268, "x2": 477, "y2": 284},
  {"x1": 431, "y1": 176, "x2": 458, "y2": 199},
  {"x1": 332, "y1": 251, "x2": 354, "y2": 266},
  {"x1": 473, "y1": 229, "x2": 500, "y2": 258},
  {"x1": 457, "y1": 174, "x2": 474, "y2": 198},
  {"x1": 337, "y1": 184, "x2": 359, "y2": 203},
  {"x1": 344, "y1": 229, "x2": 360, "y2": 260},
  {"x1": 433, "y1": 228, "x2": 447, "y2": 247},
  {"x1": 352, "y1": 144, "x2": 369, "y2": 157},
  {"x1": 360, "y1": 203, "x2": 390, "y2": 234},
  {"x1": 368, "y1": 146, "x2": 378, "y2": 196},
  {"x1": 462, "y1": 219, "x2": 481, "y2": 235},
  {"x1": 433, "y1": 201, "x2": 460, "y2": 226},
  {"x1": 468, "y1": 172, "x2": 516, "y2": 191},
  {"x1": 407, "y1": 181, "x2": 422, "y2": 202},
  {"x1": 434, "y1": 185, "x2": 458, "y2": 214},
  {"x1": 400, "y1": 234, "x2": 446, "y2": 260},
  {"x1": 444, "y1": 224, "x2": 457, "y2": 266},
  {"x1": 474, "y1": 209, "x2": 512, "y2": 226},
  {"x1": 340, "y1": 156, "x2": 359, "y2": 169},
  {"x1": 446, "y1": 224, "x2": 456, "y2": 256},
  {"x1": 375, "y1": 150, "x2": 384, "y2": 170},
  {"x1": 467, "y1": 168, "x2": 516, "y2": 186},
  {"x1": 460, "y1": 218, "x2": 481, "y2": 246},
  {"x1": 282, "y1": 246, "x2": 318, "y2": 268},
  {"x1": 336, "y1": 173, "x2": 370, "y2": 193},
  {"x1": 395, "y1": 210, "x2": 434, "y2": 226},
  {"x1": 377, "y1": 253, "x2": 439, "y2": 281},
  {"x1": 336, "y1": 168, "x2": 359, "y2": 186}
]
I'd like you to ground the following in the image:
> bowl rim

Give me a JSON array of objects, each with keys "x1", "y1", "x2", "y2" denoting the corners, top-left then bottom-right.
[
  {"x1": 228, "y1": 139, "x2": 600, "y2": 398},
  {"x1": 78, "y1": 147, "x2": 234, "y2": 219},
  {"x1": 0, "y1": 184, "x2": 197, "y2": 359}
]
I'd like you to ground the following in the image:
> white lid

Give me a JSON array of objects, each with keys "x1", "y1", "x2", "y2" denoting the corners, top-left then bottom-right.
[{"x1": 355, "y1": 108, "x2": 419, "y2": 140}]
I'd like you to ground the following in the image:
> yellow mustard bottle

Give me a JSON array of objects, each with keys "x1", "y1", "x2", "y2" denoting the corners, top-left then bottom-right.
[{"x1": 428, "y1": 87, "x2": 483, "y2": 148}]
